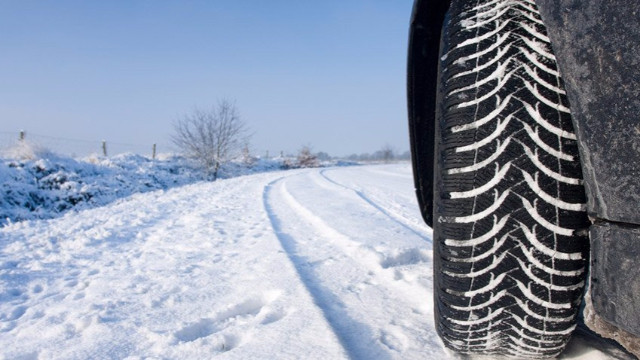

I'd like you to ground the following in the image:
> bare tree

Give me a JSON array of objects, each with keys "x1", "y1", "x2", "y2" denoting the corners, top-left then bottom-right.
[
  {"x1": 378, "y1": 144, "x2": 395, "y2": 163},
  {"x1": 172, "y1": 99, "x2": 248, "y2": 180}
]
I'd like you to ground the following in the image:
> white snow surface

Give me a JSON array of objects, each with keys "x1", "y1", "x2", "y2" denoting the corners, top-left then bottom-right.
[{"x1": 0, "y1": 164, "x2": 627, "y2": 359}]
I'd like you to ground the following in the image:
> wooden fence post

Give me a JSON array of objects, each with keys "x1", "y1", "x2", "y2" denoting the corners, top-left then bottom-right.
[
  {"x1": 152, "y1": 144, "x2": 156, "y2": 160},
  {"x1": 19, "y1": 130, "x2": 25, "y2": 141},
  {"x1": 102, "y1": 140, "x2": 107, "y2": 157}
]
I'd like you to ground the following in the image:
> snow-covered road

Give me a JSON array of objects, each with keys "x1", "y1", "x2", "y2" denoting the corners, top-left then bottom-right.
[
  {"x1": 0, "y1": 164, "x2": 628, "y2": 359},
  {"x1": 264, "y1": 167, "x2": 440, "y2": 359}
]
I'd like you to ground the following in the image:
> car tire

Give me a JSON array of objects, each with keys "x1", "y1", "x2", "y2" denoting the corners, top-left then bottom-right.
[{"x1": 432, "y1": 0, "x2": 591, "y2": 357}]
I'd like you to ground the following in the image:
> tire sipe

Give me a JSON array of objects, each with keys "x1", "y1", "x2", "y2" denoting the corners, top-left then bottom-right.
[{"x1": 433, "y1": 0, "x2": 591, "y2": 357}]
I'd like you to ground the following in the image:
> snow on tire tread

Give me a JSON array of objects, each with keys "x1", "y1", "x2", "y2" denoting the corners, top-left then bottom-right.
[{"x1": 434, "y1": 0, "x2": 590, "y2": 358}]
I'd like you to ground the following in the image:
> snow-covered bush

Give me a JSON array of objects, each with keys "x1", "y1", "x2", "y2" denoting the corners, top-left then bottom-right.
[
  {"x1": 2, "y1": 140, "x2": 57, "y2": 160},
  {"x1": 296, "y1": 146, "x2": 319, "y2": 168},
  {"x1": 0, "y1": 151, "x2": 204, "y2": 226}
]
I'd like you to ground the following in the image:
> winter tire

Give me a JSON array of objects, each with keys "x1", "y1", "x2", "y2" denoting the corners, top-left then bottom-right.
[{"x1": 432, "y1": 0, "x2": 591, "y2": 357}]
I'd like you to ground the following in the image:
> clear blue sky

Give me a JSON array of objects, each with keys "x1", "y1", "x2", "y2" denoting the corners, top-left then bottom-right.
[{"x1": 0, "y1": 1, "x2": 414, "y2": 157}]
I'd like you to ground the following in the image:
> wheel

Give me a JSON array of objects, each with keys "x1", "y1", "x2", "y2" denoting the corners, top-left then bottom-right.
[{"x1": 432, "y1": 0, "x2": 591, "y2": 357}]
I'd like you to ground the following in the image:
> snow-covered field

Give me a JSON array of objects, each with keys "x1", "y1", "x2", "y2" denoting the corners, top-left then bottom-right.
[{"x1": 0, "y1": 164, "x2": 631, "y2": 359}]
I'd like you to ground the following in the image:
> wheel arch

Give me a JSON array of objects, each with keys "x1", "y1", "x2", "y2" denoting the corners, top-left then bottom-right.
[
  {"x1": 407, "y1": 0, "x2": 450, "y2": 227},
  {"x1": 535, "y1": 1, "x2": 640, "y2": 355}
]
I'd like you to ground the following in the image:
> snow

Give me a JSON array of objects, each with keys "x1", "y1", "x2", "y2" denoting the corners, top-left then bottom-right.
[
  {"x1": 0, "y1": 160, "x2": 631, "y2": 359},
  {"x1": 0, "y1": 142, "x2": 296, "y2": 226}
]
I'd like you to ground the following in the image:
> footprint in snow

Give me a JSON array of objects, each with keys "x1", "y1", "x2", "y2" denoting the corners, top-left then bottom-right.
[
  {"x1": 0, "y1": 305, "x2": 28, "y2": 332},
  {"x1": 173, "y1": 291, "x2": 284, "y2": 347},
  {"x1": 4, "y1": 305, "x2": 28, "y2": 321},
  {"x1": 174, "y1": 318, "x2": 220, "y2": 343},
  {"x1": 260, "y1": 308, "x2": 286, "y2": 326},
  {"x1": 380, "y1": 328, "x2": 409, "y2": 353},
  {"x1": 7, "y1": 288, "x2": 23, "y2": 297}
]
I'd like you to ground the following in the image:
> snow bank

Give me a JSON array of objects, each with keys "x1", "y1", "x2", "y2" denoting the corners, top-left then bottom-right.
[
  {"x1": 0, "y1": 151, "x2": 202, "y2": 226},
  {"x1": 0, "y1": 143, "x2": 332, "y2": 226}
]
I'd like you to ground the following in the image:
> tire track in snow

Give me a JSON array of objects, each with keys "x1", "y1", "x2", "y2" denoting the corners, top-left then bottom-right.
[
  {"x1": 263, "y1": 176, "x2": 393, "y2": 360},
  {"x1": 318, "y1": 169, "x2": 431, "y2": 242},
  {"x1": 264, "y1": 171, "x2": 444, "y2": 359}
]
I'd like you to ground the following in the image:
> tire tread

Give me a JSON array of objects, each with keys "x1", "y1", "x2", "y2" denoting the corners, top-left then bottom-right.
[{"x1": 433, "y1": 0, "x2": 590, "y2": 357}]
